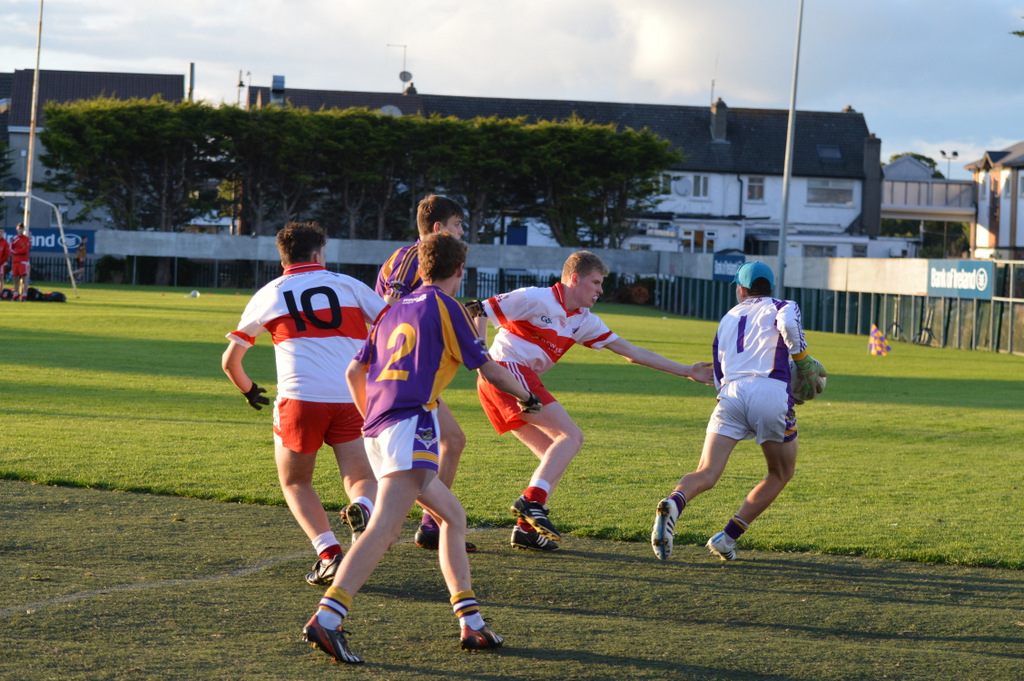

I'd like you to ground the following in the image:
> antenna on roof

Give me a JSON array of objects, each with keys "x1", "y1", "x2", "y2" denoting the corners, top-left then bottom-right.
[
  {"x1": 710, "y1": 52, "x2": 719, "y2": 107},
  {"x1": 388, "y1": 43, "x2": 413, "y2": 92}
]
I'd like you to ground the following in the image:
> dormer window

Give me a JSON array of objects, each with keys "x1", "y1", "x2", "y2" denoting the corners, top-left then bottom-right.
[{"x1": 817, "y1": 144, "x2": 843, "y2": 162}]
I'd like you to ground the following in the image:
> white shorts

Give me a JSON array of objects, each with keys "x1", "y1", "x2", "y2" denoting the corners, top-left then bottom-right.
[
  {"x1": 363, "y1": 410, "x2": 441, "y2": 479},
  {"x1": 707, "y1": 376, "x2": 797, "y2": 444}
]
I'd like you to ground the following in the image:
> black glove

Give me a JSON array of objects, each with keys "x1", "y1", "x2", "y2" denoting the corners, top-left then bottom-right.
[
  {"x1": 464, "y1": 299, "x2": 486, "y2": 318},
  {"x1": 243, "y1": 382, "x2": 270, "y2": 410},
  {"x1": 517, "y1": 392, "x2": 542, "y2": 414}
]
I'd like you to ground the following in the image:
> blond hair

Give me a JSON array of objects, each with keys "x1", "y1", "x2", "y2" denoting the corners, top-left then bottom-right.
[{"x1": 562, "y1": 251, "x2": 608, "y2": 283}]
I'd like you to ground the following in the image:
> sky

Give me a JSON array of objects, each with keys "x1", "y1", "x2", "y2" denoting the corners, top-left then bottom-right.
[{"x1": 2, "y1": 0, "x2": 1023, "y2": 181}]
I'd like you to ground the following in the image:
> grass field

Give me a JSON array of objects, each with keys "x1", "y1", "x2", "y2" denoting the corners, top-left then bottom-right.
[{"x1": 2, "y1": 282, "x2": 1023, "y2": 680}]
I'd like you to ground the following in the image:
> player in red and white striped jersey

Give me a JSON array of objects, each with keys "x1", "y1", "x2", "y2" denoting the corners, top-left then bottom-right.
[
  {"x1": 223, "y1": 221, "x2": 384, "y2": 585},
  {"x1": 470, "y1": 251, "x2": 714, "y2": 551}
]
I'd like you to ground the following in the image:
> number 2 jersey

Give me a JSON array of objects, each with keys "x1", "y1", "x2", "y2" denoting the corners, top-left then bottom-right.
[
  {"x1": 355, "y1": 285, "x2": 490, "y2": 438},
  {"x1": 226, "y1": 263, "x2": 385, "y2": 403},
  {"x1": 712, "y1": 296, "x2": 806, "y2": 391}
]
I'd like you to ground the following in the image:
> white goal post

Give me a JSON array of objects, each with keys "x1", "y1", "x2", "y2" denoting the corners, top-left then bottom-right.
[{"x1": 0, "y1": 190, "x2": 78, "y2": 297}]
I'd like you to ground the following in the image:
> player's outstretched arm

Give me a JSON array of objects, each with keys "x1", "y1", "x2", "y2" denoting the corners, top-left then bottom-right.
[{"x1": 604, "y1": 337, "x2": 714, "y2": 385}]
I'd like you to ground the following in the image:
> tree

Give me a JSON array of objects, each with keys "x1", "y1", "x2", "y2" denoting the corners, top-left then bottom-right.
[
  {"x1": 521, "y1": 116, "x2": 679, "y2": 247},
  {"x1": 217, "y1": 105, "x2": 323, "y2": 236},
  {"x1": 590, "y1": 127, "x2": 680, "y2": 248},
  {"x1": 314, "y1": 108, "x2": 386, "y2": 239},
  {"x1": 0, "y1": 136, "x2": 15, "y2": 214},
  {"x1": 425, "y1": 115, "x2": 532, "y2": 244},
  {"x1": 40, "y1": 97, "x2": 222, "y2": 232}
]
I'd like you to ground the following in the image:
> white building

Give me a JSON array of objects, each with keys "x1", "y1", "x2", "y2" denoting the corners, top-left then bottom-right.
[
  {"x1": 622, "y1": 100, "x2": 910, "y2": 258},
  {"x1": 966, "y1": 142, "x2": 1024, "y2": 260}
]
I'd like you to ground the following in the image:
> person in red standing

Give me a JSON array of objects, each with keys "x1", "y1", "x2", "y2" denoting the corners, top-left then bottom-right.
[
  {"x1": 11, "y1": 223, "x2": 31, "y2": 301},
  {"x1": 0, "y1": 227, "x2": 11, "y2": 297}
]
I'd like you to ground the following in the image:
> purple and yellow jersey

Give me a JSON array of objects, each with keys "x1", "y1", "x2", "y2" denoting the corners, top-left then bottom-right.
[
  {"x1": 711, "y1": 296, "x2": 806, "y2": 391},
  {"x1": 356, "y1": 285, "x2": 490, "y2": 437},
  {"x1": 375, "y1": 243, "x2": 421, "y2": 300}
]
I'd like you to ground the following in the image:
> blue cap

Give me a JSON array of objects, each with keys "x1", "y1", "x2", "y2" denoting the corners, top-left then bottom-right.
[{"x1": 734, "y1": 261, "x2": 774, "y2": 289}]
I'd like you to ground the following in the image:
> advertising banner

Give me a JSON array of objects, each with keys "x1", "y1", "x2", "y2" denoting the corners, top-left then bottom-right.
[
  {"x1": 713, "y1": 253, "x2": 746, "y2": 282},
  {"x1": 926, "y1": 260, "x2": 993, "y2": 300},
  {"x1": 1, "y1": 228, "x2": 94, "y2": 254}
]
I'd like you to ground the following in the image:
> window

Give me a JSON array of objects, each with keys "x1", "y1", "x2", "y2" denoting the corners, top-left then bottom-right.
[
  {"x1": 679, "y1": 229, "x2": 716, "y2": 253},
  {"x1": 853, "y1": 244, "x2": 867, "y2": 257},
  {"x1": 660, "y1": 173, "x2": 673, "y2": 194},
  {"x1": 692, "y1": 174, "x2": 709, "y2": 198},
  {"x1": 803, "y1": 244, "x2": 836, "y2": 257},
  {"x1": 816, "y1": 144, "x2": 843, "y2": 162},
  {"x1": 807, "y1": 179, "x2": 853, "y2": 205},
  {"x1": 747, "y1": 176, "x2": 765, "y2": 201},
  {"x1": 630, "y1": 243, "x2": 651, "y2": 251}
]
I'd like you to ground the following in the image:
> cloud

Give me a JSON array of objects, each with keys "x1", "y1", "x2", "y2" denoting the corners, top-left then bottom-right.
[{"x1": 1, "y1": 0, "x2": 1022, "y2": 171}]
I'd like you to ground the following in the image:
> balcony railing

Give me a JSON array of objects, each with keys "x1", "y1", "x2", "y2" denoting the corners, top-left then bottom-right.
[{"x1": 883, "y1": 180, "x2": 974, "y2": 208}]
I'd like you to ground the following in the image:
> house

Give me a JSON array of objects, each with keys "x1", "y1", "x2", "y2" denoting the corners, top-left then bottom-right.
[
  {"x1": 965, "y1": 142, "x2": 1024, "y2": 260},
  {"x1": 251, "y1": 81, "x2": 911, "y2": 258},
  {"x1": 2, "y1": 69, "x2": 185, "y2": 232}
]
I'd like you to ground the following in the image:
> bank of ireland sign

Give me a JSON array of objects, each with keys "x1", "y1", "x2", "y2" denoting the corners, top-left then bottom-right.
[
  {"x1": 713, "y1": 254, "x2": 746, "y2": 282},
  {"x1": 927, "y1": 260, "x2": 993, "y2": 300}
]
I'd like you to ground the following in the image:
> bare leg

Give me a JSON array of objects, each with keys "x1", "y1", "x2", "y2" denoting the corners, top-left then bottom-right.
[
  {"x1": 418, "y1": 479, "x2": 472, "y2": 595},
  {"x1": 512, "y1": 402, "x2": 583, "y2": 494},
  {"x1": 330, "y1": 438, "x2": 377, "y2": 507},
  {"x1": 734, "y1": 437, "x2": 798, "y2": 524},
  {"x1": 436, "y1": 400, "x2": 465, "y2": 489},
  {"x1": 333, "y1": 469, "x2": 432, "y2": 596},
  {"x1": 673, "y1": 432, "x2": 740, "y2": 503},
  {"x1": 276, "y1": 444, "x2": 331, "y2": 540}
]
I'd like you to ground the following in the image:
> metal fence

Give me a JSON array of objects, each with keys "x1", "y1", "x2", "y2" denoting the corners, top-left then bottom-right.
[
  {"x1": 653, "y1": 268, "x2": 1024, "y2": 355},
  {"x1": 27, "y1": 255, "x2": 1024, "y2": 355}
]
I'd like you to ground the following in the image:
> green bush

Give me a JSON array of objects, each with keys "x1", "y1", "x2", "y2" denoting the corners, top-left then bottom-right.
[{"x1": 94, "y1": 255, "x2": 127, "y2": 284}]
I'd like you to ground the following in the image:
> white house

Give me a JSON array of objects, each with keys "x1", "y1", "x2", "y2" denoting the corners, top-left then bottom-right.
[
  {"x1": 623, "y1": 99, "x2": 910, "y2": 258},
  {"x1": 965, "y1": 142, "x2": 1024, "y2": 260}
]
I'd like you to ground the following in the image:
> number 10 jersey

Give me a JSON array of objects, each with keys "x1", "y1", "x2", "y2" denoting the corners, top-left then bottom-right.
[{"x1": 226, "y1": 263, "x2": 385, "y2": 403}]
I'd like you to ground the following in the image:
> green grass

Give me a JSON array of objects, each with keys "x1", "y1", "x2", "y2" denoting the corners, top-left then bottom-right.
[
  {"x1": 3, "y1": 283, "x2": 1022, "y2": 567},
  {"x1": 3, "y1": 480, "x2": 1023, "y2": 681},
  {"x1": 3, "y1": 283, "x2": 1024, "y2": 680}
]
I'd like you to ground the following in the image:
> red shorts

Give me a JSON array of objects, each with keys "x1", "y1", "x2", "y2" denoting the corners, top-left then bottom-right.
[
  {"x1": 12, "y1": 262, "x2": 29, "y2": 277},
  {"x1": 476, "y1": 362, "x2": 554, "y2": 434},
  {"x1": 273, "y1": 398, "x2": 363, "y2": 454}
]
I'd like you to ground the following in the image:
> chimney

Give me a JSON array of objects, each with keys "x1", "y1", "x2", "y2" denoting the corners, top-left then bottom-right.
[
  {"x1": 270, "y1": 75, "x2": 285, "y2": 107},
  {"x1": 861, "y1": 134, "x2": 882, "y2": 237},
  {"x1": 711, "y1": 98, "x2": 728, "y2": 142}
]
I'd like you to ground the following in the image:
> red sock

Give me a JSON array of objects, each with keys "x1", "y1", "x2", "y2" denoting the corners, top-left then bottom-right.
[
  {"x1": 523, "y1": 486, "x2": 548, "y2": 505},
  {"x1": 319, "y1": 544, "x2": 342, "y2": 560}
]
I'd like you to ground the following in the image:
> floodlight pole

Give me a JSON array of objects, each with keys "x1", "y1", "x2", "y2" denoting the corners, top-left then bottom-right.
[
  {"x1": 777, "y1": 0, "x2": 804, "y2": 295},
  {"x1": 1, "y1": 190, "x2": 78, "y2": 297},
  {"x1": 23, "y1": 0, "x2": 44, "y2": 230}
]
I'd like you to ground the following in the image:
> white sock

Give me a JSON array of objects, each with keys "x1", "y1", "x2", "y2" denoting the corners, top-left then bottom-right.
[
  {"x1": 461, "y1": 612, "x2": 485, "y2": 630},
  {"x1": 527, "y1": 477, "x2": 551, "y2": 494},
  {"x1": 353, "y1": 496, "x2": 374, "y2": 517},
  {"x1": 317, "y1": 609, "x2": 343, "y2": 630},
  {"x1": 312, "y1": 531, "x2": 339, "y2": 556}
]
